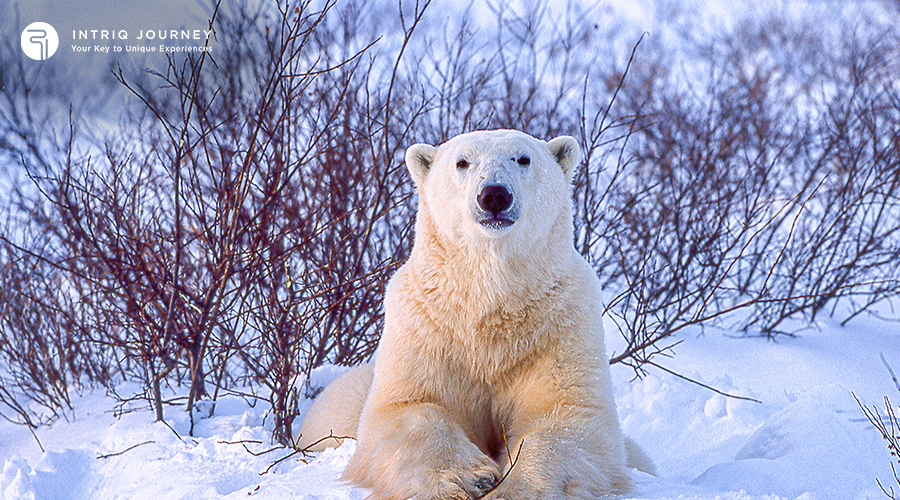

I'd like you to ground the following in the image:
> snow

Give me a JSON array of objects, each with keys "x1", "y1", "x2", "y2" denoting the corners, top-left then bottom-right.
[
  {"x1": 1, "y1": 309, "x2": 897, "y2": 500},
  {"x1": 0, "y1": 378, "x2": 364, "y2": 500},
  {"x1": 610, "y1": 309, "x2": 899, "y2": 500}
]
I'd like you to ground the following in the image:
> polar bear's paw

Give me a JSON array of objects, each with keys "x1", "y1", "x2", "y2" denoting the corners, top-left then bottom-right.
[
  {"x1": 432, "y1": 457, "x2": 500, "y2": 500},
  {"x1": 482, "y1": 472, "x2": 628, "y2": 500}
]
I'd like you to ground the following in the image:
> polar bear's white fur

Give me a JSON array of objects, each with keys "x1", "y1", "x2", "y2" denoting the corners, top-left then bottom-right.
[
  {"x1": 298, "y1": 363, "x2": 656, "y2": 478},
  {"x1": 298, "y1": 364, "x2": 374, "y2": 450},
  {"x1": 298, "y1": 130, "x2": 649, "y2": 499}
]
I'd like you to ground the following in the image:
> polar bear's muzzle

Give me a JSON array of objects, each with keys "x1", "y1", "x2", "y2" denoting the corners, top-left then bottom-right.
[
  {"x1": 475, "y1": 183, "x2": 518, "y2": 231},
  {"x1": 478, "y1": 184, "x2": 512, "y2": 213}
]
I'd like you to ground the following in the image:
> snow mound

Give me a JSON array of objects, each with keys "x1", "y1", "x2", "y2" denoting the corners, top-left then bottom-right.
[{"x1": 691, "y1": 387, "x2": 881, "y2": 500}]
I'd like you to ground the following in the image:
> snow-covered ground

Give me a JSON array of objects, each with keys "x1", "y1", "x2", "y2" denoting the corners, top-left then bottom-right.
[{"x1": 1, "y1": 308, "x2": 897, "y2": 500}]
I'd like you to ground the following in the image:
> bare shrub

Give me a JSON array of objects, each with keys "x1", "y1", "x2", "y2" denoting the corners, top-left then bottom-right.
[
  {"x1": 744, "y1": 31, "x2": 900, "y2": 334},
  {"x1": 596, "y1": 14, "x2": 900, "y2": 370}
]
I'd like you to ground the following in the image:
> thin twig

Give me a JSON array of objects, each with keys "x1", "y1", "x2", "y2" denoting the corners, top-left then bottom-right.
[
  {"x1": 648, "y1": 361, "x2": 762, "y2": 404},
  {"x1": 225, "y1": 431, "x2": 354, "y2": 475},
  {"x1": 160, "y1": 418, "x2": 186, "y2": 443},
  {"x1": 261, "y1": 448, "x2": 304, "y2": 475},
  {"x1": 28, "y1": 426, "x2": 45, "y2": 453},
  {"x1": 485, "y1": 425, "x2": 524, "y2": 495},
  {"x1": 218, "y1": 439, "x2": 264, "y2": 446},
  {"x1": 97, "y1": 441, "x2": 155, "y2": 459},
  {"x1": 882, "y1": 352, "x2": 900, "y2": 395},
  {"x1": 295, "y1": 431, "x2": 355, "y2": 454}
]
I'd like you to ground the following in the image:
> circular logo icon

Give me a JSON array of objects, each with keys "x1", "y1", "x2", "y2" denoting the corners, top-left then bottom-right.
[{"x1": 21, "y1": 22, "x2": 59, "y2": 61}]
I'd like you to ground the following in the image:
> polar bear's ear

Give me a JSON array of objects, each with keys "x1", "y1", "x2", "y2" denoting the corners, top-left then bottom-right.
[
  {"x1": 547, "y1": 136, "x2": 581, "y2": 182},
  {"x1": 405, "y1": 143, "x2": 437, "y2": 187}
]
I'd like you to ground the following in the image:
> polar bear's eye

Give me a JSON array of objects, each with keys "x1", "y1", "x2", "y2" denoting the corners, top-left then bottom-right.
[
  {"x1": 517, "y1": 155, "x2": 531, "y2": 166},
  {"x1": 456, "y1": 159, "x2": 470, "y2": 170}
]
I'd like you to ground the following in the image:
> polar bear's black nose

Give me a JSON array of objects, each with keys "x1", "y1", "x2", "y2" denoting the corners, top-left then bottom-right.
[{"x1": 477, "y1": 184, "x2": 513, "y2": 214}]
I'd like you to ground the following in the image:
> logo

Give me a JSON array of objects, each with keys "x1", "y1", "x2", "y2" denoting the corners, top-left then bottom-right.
[{"x1": 21, "y1": 22, "x2": 59, "y2": 61}]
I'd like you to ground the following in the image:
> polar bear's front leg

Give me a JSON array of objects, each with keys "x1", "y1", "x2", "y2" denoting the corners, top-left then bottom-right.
[
  {"x1": 484, "y1": 417, "x2": 631, "y2": 500},
  {"x1": 483, "y1": 358, "x2": 632, "y2": 500},
  {"x1": 345, "y1": 402, "x2": 502, "y2": 500}
]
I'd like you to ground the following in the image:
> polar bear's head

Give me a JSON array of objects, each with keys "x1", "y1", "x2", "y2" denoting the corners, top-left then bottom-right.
[{"x1": 405, "y1": 130, "x2": 581, "y2": 250}]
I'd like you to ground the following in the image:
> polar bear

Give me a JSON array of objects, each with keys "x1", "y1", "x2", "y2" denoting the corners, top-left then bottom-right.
[{"x1": 298, "y1": 130, "x2": 650, "y2": 499}]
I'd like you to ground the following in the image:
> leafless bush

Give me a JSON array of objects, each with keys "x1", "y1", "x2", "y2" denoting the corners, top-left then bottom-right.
[
  {"x1": 210, "y1": 0, "x2": 432, "y2": 443},
  {"x1": 4, "y1": 0, "x2": 440, "y2": 443},
  {"x1": 0, "y1": 243, "x2": 73, "y2": 428},
  {"x1": 745, "y1": 32, "x2": 900, "y2": 334},
  {"x1": 595, "y1": 24, "x2": 808, "y2": 365},
  {"x1": 596, "y1": 15, "x2": 900, "y2": 369},
  {"x1": 0, "y1": 188, "x2": 115, "y2": 427}
]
